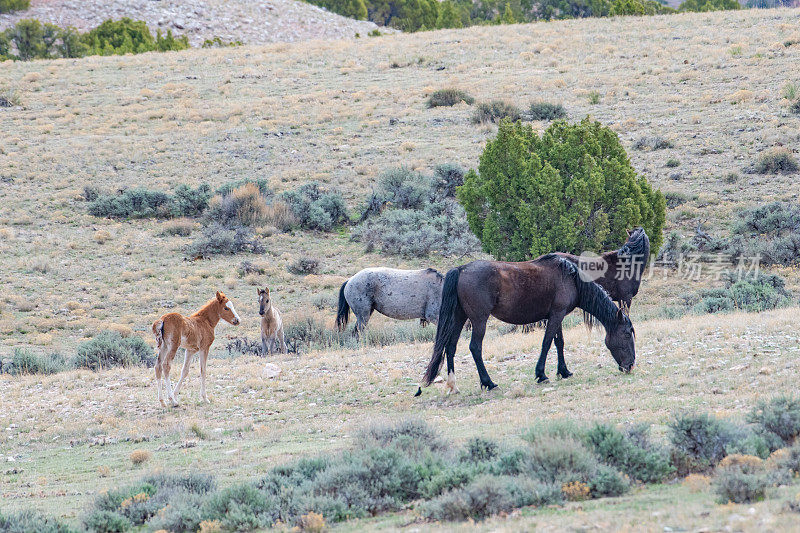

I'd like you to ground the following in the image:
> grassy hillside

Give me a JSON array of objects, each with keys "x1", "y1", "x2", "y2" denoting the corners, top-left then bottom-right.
[
  {"x1": 1, "y1": 8, "x2": 799, "y2": 353},
  {"x1": 1, "y1": 8, "x2": 800, "y2": 530}
]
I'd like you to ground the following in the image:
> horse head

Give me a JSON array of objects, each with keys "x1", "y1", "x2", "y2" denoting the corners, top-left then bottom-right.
[
  {"x1": 216, "y1": 291, "x2": 241, "y2": 325},
  {"x1": 257, "y1": 287, "x2": 271, "y2": 316},
  {"x1": 604, "y1": 307, "x2": 635, "y2": 373}
]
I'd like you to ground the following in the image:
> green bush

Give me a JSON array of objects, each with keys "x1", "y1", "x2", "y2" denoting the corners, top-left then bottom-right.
[
  {"x1": 528, "y1": 101, "x2": 567, "y2": 121},
  {"x1": 668, "y1": 413, "x2": 734, "y2": 472},
  {"x1": 714, "y1": 462, "x2": 769, "y2": 504},
  {"x1": 427, "y1": 88, "x2": 475, "y2": 108},
  {"x1": 430, "y1": 163, "x2": 465, "y2": 201},
  {"x1": 585, "y1": 424, "x2": 674, "y2": 483},
  {"x1": 89, "y1": 185, "x2": 210, "y2": 219},
  {"x1": 694, "y1": 272, "x2": 791, "y2": 314},
  {"x1": 73, "y1": 331, "x2": 153, "y2": 371},
  {"x1": 281, "y1": 182, "x2": 349, "y2": 231},
  {"x1": 216, "y1": 178, "x2": 271, "y2": 198},
  {"x1": 0, "y1": 0, "x2": 29, "y2": 14},
  {"x1": 458, "y1": 118, "x2": 665, "y2": 259},
  {"x1": 748, "y1": 396, "x2": 800, "y2": 446},
  {"x1": 461, "y1": 437, "x2": 499, "y2": 464},
  {"x1": 8, "y1": 348, "x2": 67, "y2": 375},
  {"x1": 633, "y1": 135, "x2": 673, "y2": 150},
  {"x1": 471, "y1": 100, "x2": 521, "y2": 124},
  {"x1": 727, "y1": 202, "x2": 800, "y2": 266},
  {"x1": 372, "y1": 167, "x2": 432, "y2": 210},
  {"x1": 753, "y1": 147, "x2": 799, "y2": 174},
  {"x1": 83, "y1": 510, "x2": 132, "y2": 533},
  {"x1": 524, "y1": 435, "x2": 599, "y2": 484},
  {"x1": 422, "y1": 475, "x2": 561, "y2": 521},
  {"x1": 589, "y1": 465, "x2": 629, "y2": 497},
  {"x1": 187, "y1": 223, "x2": 264, "y2": 257},
  {"x1": 678, "y1": 0, "x2": 739, "y2": 11},
  {"x1": 80, "y1": 18, "x2": 188, "y2": 56},
  {"x1": 288, "y1": 256, "x2": 320, "y2": 275},
  {"x1": 0, "y1": 509, "x2": 76, "y2": 533}
]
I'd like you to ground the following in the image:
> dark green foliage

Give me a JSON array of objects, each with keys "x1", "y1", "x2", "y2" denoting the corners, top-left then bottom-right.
[
  {"x1": 281, "y1": 182, "x2": 349, "y2": 231},
  {"x1": 431, "y1": 163, "x2": 465, "y2": 201},
  {"x1": 471, "y1": 100, "x2": 521, "y2": 124},
  {"x1": 525, "y1": 435, "x2": 599, "y2": 484},
  {"x1": 88, "y1": 185, "x2": 211, "y2": 219},
  {"x1": 201, "y1": 37, "x2": 243, "y2": 48},
  {"x1": 748, "y1": 396, "x2": 800, "y2": 446},
  {"x1": 0, "y1": 509, "x2": 76, "y2": 533},
  {"x1": 7, "y1": 348, "x2": 67, "y2": 375},
  {"x1": 373, "y1": 167, "x2": 432, "y2": 210},
  {"x1": 585, "y1": 424, "x2": 674, "y2": 483},
  {"x1": 714, "y1": 463, "x2": 769, "y2": 504},
  {"x1": 360, "y1": 419, "x2": 445, "y2": 454},
  {"x1": 678, "y1": 0, "x2": 740, "y2": 11},
  {"x1": 666, "y1": 158, "x2": 680, "y2": 168},
  {"x1": 633, "y1": 135, "x2": 673, "y2": 150},
  {"x1": 80, "y1": 18, "x2": 189, "y2": 56},
  {"x1": 1, "y1": 17, "x2": 187, "y2": 62},
  {"x1": 668, "y1": 413, "x2": 735, "y2": 472},
  {"x1": 315, "y1": 0, "x2": 369, "y2": 19},
  {"x1": 187, "y1": 223, "x2": 264, "y2": 256},
  {"x1": 201, "y1": 485, "x2": 271, "y2": 531},
  {"x1": 528, "y1": 101, "x2": 567, "y2": 121},
  {"x1": 753, "y1": 148, "x2": 799, "y2": 174},
  {"x1": 83, "y1": 510, "x2": 132, "y2": 533},
  {"x1": 73, "y1": 331, "x2": 153, "y2": 371},
  {"x1": 0, "y1": 0, "x2": 29, "y2": 14},
  {"x1": 694, "y1": 272, "x2": 791, "y2": 314},
  {"x1": 427, "y1": 88, "x2": 475, "y2": 108},
  {"x1": 461, "y1": 438, "x2": 499, "y2": 464},
  {"x1": 458, "y1": 118, "x2": 666, "y2": 260}
]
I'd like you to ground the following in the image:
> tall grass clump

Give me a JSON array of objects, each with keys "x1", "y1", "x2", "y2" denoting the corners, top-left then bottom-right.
[
  {"x1": 206, "y1": 183, "x2": 270, "y2": 226},
  {"x1": 72, "y1": 331, "x2": 153, "y2": 371},
  {"x1": 7, "y1": 348, "x2": 67, "y2": 375},
  {"x1": 753, "y1": 147, "x2": 798, "y2": 174},
  {"x1": 427, "y1": 88, "x2": 474, "y2": 107}
]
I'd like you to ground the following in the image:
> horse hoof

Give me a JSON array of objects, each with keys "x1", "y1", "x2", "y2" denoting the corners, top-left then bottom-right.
[
  {"x1": 414, "y1": 387, "x2": 422, "y2": 397},
  {"x1": 482, "y1": 382, "x2": 498, "y2": 391},
  {"x1": 536, "y1": 376, "x2": 549, "y2": 384},
  {"x1": 557, "y1": 371, "x2": 573, "y2": 379}
]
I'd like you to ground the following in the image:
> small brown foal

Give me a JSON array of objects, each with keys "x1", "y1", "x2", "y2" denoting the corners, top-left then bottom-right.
[{"x1": 258, "y1": 287, "x2": 287, "y2": 355}]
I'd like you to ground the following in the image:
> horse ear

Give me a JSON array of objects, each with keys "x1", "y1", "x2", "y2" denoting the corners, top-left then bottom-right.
[
  {"x1": 616, "y1": 307, "x2": 625, "y2": 322},
  {"x1": 265, "y1": 287, "x2": 270, "y2": 295},
  {"x1": 216, "y1": 291, "x2": 225, "y2": 302},
  {"x1": 626, "y1": 228, "x2": 632, "y2": 236}
]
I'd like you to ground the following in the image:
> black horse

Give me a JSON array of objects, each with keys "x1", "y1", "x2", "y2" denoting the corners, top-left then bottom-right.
[{"x1": 417, "y1": 254, "x2": 635, "y2": 395}]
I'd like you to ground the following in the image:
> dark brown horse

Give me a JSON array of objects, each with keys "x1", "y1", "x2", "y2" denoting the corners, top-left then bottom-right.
[
  {"x1": 417, "y1": 254, "x2": 635, "y2": 395},
  {"x1": 555, "y1": 227, "x2": 650, "y2": 311}
]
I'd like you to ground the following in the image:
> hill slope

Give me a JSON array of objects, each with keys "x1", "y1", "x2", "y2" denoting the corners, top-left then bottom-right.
[{"x1": 0, "y1": 0, "x2": 384, "y2": 45}]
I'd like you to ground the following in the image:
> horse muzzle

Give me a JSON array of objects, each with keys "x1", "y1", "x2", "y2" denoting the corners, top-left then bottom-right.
[
  {"x1": 232, "y1": 318, "x2": 241, "y2": 325},
  {"x1": 619, "y1": 364, "x2": 634, "y2": 373}
]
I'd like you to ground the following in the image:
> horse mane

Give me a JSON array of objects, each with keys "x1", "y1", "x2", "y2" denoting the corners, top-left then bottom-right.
[
  {"x1": 617, "y1": 228, "x2": 650, "y2": 263},
  {"x1": 538, "y1": 254, "x2": 623, "y2": 332},
  {"x1": 192, "y1": 297, "x2": 221, "y2": 319}
]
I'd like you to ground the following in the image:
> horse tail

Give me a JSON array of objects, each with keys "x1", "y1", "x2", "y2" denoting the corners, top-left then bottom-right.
[
  {"x1": 152, "y1": 319, "x2": 164, "y2": 349},
  {"x1": 422, "y1": 267, "x2": 461, "y2": 388},
  {"x1": 336, "y1": 281, "x2": 350, "y2": 331}
]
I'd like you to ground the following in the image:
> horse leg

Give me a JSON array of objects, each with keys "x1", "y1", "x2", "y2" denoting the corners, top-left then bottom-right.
[
  {"x1": 172, "y1": 348, "x2": 194, "y2": 398},
  {"x1": 555, "y1": 324, "x2": 573, "y2": 379},
  {"x1": 154, "y1": 360, "x2": 164, "y2": 407},
  {"x1": 535, "y1": 315, "x2": 563, "y2": 384},
  {"x1": 468, "y1": 317, "x2": 496, "y2": 390},
  {"x1": 163, "y1": 358, "x2": 179, "y2": 407},
  {"x1": 199, "y1": 350, "x2": 210, "y2": 403},
  {"x1": 444, "y1": 307, "x2": 468, "y2": 395},
  {"x1": 278, "y1": 328, "x2": 287, "y2": 354},
  {"x1": 261, "y1": 334, "x2": 268, "y2": 356}
]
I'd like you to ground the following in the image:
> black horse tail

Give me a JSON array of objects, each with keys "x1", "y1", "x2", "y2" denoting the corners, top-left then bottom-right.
[
  {"x1": 336, "y1": 281, "x2": 349, "y2": 331},
  {"x1": 422, "y1": 267, "x2": 462, "y2": 388}
]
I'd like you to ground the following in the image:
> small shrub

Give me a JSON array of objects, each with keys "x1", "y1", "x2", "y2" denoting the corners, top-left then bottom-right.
[
  {"x1": 562, "y1": 481, "x2": 590, "y2": 501},
  {"x1": 430, "y1": 163, "x2": 465, "y2": 201},
  {"x1": 528, "y1": 101, "x2": 567, "y2": 121},
  {"x1": 160, "y1": 218, "x2": 196, "y2": 236},
  {"x1": 80, "y1": 18, "x2": 188, "y2": 56},
  {"x1": 669, "y1": 412, "x2": 734, "y2": 472},
  {"x1": 422, "y1": 475, "x2": 561, "y2": 522},
  {"x1": 525, "y1": 435, "x2": 599, "y2": 484},
  {"x1": 748, "y1": 396, "x2": 800, "y2": 446},
  {"x1": 427, "y1": 88, "x2": 474, "y2": 108},
  {"x1": 471, "y1": 101, "x2": 521, "y2": 124},
  {"x1": 130, "y1": 449, "x2": 151, "y2": 465},
  {"x1": 288, "y1": 256, "x2": 320, "y2": 275},
  {"x1": 187, "y1": 223, "x2": 264, "y2": 257},
  {"x1": 83, "y1": 510, "x2": 132, "y2": 533},
  {"x1": 206, "y1": 183, "x2": 269, "y2": 227},
  {"x1": 585, "y1": 423, "x2": 674, "y2": 483},
  {"x1": 201, "y1": 484, "x2": 271, "y2": 531},
  {"x1": 89, "y1": 185, "x2": 210, "y2": 219},
  {"x1": 360, "y1": 419, "x2": 444, "y2": 454},
  {"x1": 73, "y1": 331, "x2": 153, "y2": 371},
  {"x1": 589, "y1": 465, "x2": 629, "y2": 497},
  {"x1": 297, "y1": 512, "x2": 325, "y2": 532},
  {"x1": 281, "y1": 182, "x2": 349, "y2": 231},
  {"x1": 754, "y1": 147, "x2": 799, "y2": 174},
  {"x1": 633, "y1": 135, "x2": 673, "y2": 150},
  {"x1": 666, "y1": 158, "x2": 680, "y2": 167},
  {"x1": 216, "y1": 178, "x2": 271, "y2": 198},
  {"x1": 0, "y1": 509, "x2": 75, "y2": 533},
  {"x1": 791, "y1": 99, "x2": 800, "y2": 115},
  {"x1": 0, "y1": 88, "x2": 22, "y2": 107},
  {"x1": 461, "y1": 438, "x2": 499, "y2": 464},
  {"x1": 694, "y1": 272, "x2": 791, "y2": 314},
  {"x1": 375, "y1": 167, "x2": 432, "y2": 210},
  {"x1": 8, "y1": 348, "x2": 67, "y2": 375},
  {"x1": 714, "y1": 461, "x2": 769, "y2": 504},
  {"x1": 264, "y1": 200, "x2": 297, "y2": 232},
  {"x1": 682, "y1": 473, "x2": 711, "y2": 492}
]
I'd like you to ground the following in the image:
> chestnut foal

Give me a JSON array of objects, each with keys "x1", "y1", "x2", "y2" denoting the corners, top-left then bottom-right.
[{"x1": 152, "y1": 291, "x2": 241, "y2": 406}]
